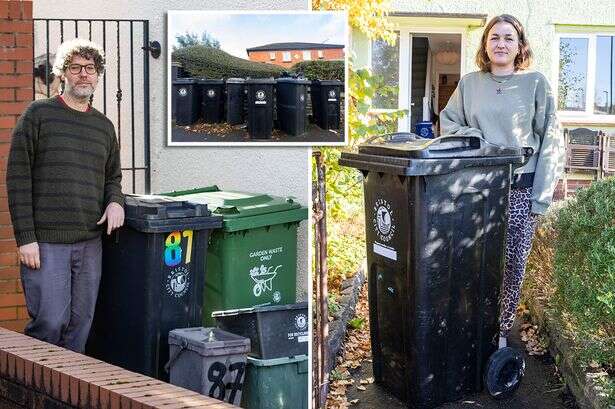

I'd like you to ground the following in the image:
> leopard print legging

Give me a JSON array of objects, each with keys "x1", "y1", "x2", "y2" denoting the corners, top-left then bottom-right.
[{"x1": 499, "y1": 187, "x2": 539, "y2": 338}]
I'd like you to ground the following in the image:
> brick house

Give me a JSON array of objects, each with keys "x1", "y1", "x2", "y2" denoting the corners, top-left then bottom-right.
[{"x1": 246, "y1": 42, "x2": 344, "y2": 68}]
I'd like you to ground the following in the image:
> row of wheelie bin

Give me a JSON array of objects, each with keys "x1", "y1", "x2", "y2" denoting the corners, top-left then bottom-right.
[
  {"x1": 172, "y1": 77, "x2": 343, "y2": 138},
  {"x1": 85, "y1": 186, "x2": 309, "y2": 408}
]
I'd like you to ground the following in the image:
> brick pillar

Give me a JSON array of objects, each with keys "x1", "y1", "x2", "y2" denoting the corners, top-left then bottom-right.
[{"x1": 0, "y1": 0, "x2": 33, "y2": 332}]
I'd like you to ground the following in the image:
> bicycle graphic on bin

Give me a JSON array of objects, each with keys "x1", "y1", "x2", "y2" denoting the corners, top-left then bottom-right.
[{"x1": 249, "y1": 264, "x2": 281, "y2": 297}]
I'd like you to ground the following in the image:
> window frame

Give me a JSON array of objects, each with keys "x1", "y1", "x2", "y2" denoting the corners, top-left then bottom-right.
[
  {"x1": 269, "y1": 52, "x2": 276, "y2": 60},
  {"x1": 282, "y1": 51, "x2": 291, "y2": 62},
  {"x1": 302, "y1": 50, "x2": 311, "y2": 60},
  {"x1": 318, "y1": 50, "x2": 324, "y2": 59},
  {"x1": 555, "y1": 31, "x2": 615, "y2": 123}
]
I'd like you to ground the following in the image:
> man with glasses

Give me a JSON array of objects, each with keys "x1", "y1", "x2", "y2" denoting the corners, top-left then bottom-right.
[{"x1": 6, "y1": 39, "x2": 124, "y2": 352}]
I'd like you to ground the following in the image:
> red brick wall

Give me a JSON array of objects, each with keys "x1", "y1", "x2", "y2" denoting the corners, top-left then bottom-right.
[
  {"x1": 0, "y1": 0, "x2": 33, "y2": 333},
  {"x1": 248, "y1": 48, "x2": 344, "y2": 68}
]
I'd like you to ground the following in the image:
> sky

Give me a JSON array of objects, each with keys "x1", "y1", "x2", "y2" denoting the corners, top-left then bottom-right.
[{"x1": 168, "y1": 12, "x2": 347, "y2": 59}]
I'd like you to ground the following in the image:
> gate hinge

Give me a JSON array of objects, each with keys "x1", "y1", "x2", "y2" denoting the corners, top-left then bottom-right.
[{"x1": 143, "y1": 41, "x2": 161, "y2": 59}]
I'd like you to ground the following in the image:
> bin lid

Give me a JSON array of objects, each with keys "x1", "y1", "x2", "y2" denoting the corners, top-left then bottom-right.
[
  {"x1": 245, "y1": 78, "x2": 276, "y2": 85},
  {"x1": 173, "y1": 78, "x2": 195, "y2": 85},
  {"x1": 358, "y1": 133, "x2": 523, "y2": 159},
  {"x1": 340, "y1": 133, "x2": 527, "y2": 176},
  {"x1": 312, "y1": 79, "x2": 342, "y2": 86},
  {"x1": 276, "y1": 78, "x2": 310, "y2": 85},
  {"x1": 169, "y1": 327, "x2": 250, "y2": 356},
  {"x1": 226, "y1": 78, "x2": 245, "y2": 84},
  {"x1": 123, "y1": 195, "x2": 223, "y2": 232},
  {"x1": 159, "y1": 186, "x2": 308, "y2": 232},
  {"x1": 196, "y1": 78, "x2": 224, "y2": 85},
  {"x1": 212, "y1": 302, "x2": 308, "y2": 318}
]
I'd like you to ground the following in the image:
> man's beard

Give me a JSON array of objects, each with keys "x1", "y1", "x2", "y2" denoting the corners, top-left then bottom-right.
[{"x1": 66, "y1": 83, "x2": 95, "y2": 99}]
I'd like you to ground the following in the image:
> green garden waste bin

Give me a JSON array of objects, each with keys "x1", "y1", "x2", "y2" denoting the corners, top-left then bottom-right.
[
  {"x1": 161, "y1": 186, "x2": 308, "y2": 326},
  {"x1": 241, "y1": 355, "x2": 308, "y2": 409}
]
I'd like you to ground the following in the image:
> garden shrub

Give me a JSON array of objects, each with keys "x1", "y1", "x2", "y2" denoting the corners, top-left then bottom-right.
[
  {"x1": 553, "y1": 177, "x2": 615, "y2": 365},
  {"x1": 172, "y1": 45, "x2": 284, "y2": 79},
  {"x1": 291, "y1": 60, "x2": 345, "y2": 81}
]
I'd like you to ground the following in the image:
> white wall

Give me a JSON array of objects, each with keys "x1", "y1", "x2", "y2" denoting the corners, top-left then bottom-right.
[{"x1": 34, "y1": 0, "x2": 311, "y2": 301}]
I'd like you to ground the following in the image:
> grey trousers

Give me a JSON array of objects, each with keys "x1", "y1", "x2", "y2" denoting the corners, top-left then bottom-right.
[{"x1": 20, "y1": 236, "x2": 102, "y2": 353}]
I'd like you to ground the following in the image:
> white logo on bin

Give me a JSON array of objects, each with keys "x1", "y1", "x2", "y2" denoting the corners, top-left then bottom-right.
[
  {"x1": 373, "y1": 198, "x2": 396, "y2": 242},
  {"x1": 273, "y1": 291, "x2": 281, "y2": 303},
  {"x1": 166, "y1": 266, "x2": 190, "y2": 298},
  {"x1": 256, "y1": 90, "x2": 266, "y2": 100},
  {"x1": 294, "y1": 314, "x2": 307, "y2": 330},
  {"x1": 249, "y1": 264, "x2": 281, "y2": 297},
  {"x1": 178, "y1": 87, "x2": 187, "y2": 97},
  {"x1": 299, "y1": 94, "x2": 305, "y2": 102},
  {"x1": 328, "y1": 90, "x2": 336, "y2": 98},
  {"x1": 207, "y1": 89, "x2": 215, "y2": 98}
]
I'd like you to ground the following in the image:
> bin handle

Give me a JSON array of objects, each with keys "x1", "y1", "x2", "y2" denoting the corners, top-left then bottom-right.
[
  {"x1": 164, "y1": 338, "x2": 188, "y2": 373},
  {"x1": 365, "y1": 133, "x2": 498, "y2": 151}
]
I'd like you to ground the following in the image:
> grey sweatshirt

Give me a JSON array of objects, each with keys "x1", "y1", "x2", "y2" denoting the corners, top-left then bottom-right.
[{"x1": 439, "y1": 70, "x2": 564, "y2": 215}]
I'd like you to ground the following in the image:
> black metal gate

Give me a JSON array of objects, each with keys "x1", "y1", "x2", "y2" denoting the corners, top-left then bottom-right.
[{"x1": 32, "y1": 18, "x2": 160, "y2": 194}]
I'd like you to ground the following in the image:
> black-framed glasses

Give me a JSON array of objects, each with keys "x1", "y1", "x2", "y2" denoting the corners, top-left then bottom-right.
[{"x1": 68, "y1": 63, "x2": 97, "y2": 75}]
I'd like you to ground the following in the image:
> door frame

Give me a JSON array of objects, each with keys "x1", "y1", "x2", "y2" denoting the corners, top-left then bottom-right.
[{"x1": 369, "y1": 25, "x2": 466, "y2": 132}]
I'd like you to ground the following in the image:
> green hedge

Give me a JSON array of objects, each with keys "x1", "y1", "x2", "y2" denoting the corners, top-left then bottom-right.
[
  {"x1": 553, "y1": 177, "x2": 615, "y2": 363},
  {"x1": 290, "y1": 60, "x2": 344, "y2": 81},
  {"x1": 172, "y1": 45, "x2": 284, "y2": 79}
]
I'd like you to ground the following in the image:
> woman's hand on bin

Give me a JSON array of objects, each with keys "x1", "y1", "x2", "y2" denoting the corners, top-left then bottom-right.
[{"x1": 97, "y1": 202, "x2": 125, "y2": 234}]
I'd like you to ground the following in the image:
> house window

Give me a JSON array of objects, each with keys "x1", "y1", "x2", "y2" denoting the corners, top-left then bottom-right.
[
  {"x1": 303, "y1": 50, "x2": 311, "y2": 60},
  {"x1": 558, "y1": 37, "x2": 589, "y2": 111},
  {"x1": 371, "y1": 32, "x2": 400, "y2": 109},
  {"x1": 558, "y1": 33, "x2": 615, "y2": 116},
  {"x1": 595, "y1": 36, "x2": 615, "y2": 114},
  {"x1": 282, "y1": 51, "x2": 291, "y2": 62},
  {"x1": 318, "y1": 50, "x2": 324, "y2": 59},
  {"x1": 269, "y1": 52, "x2": 276, "y2": 60}
]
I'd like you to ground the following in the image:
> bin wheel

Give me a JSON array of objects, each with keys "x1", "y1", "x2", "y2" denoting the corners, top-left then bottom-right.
[{"x1": 484, "y1": 347, "x2": 525, "y2": 400}]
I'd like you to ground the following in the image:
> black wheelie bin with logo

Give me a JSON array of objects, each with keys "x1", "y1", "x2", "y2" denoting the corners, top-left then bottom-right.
[
  {"x1": 172, "y1": 78, "x2": 199, "y2": 126},
  {"x1": 275, "y1": 77, "x2": 310, "y2": 136},
  {"x1": 246, "y1": 78, "x2": 275, "y2": 139},
  {"x1": 198, "y1": 79, "x2": 225, "y2": 124},
  {"x1": 339, "y1": 133, "x2": 528, "y2": 408},
  {"x1": 310, "y1": 79, "x2": 342, "y2": 130},
  {"x1": 86, "y1": 196, "x2": 222, "y2": 381}
]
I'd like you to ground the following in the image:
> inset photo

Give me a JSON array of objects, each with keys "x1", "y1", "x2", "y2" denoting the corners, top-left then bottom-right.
[{"x1": 168, "y1": 10, "x2": 348, "y2": 146}]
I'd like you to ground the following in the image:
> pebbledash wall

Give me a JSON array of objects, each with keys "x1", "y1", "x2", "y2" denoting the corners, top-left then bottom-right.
[
  {"x1": 351, "y1": 0, "x2": 615, "y2": 198},
  {"x1": 0, "y1": 0, "x2": 310, "y2": 332}
]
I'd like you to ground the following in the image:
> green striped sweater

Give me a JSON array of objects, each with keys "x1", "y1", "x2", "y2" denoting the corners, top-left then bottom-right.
[{"x1": 6, "y1": 96, "x2": 124, "y2": 246}]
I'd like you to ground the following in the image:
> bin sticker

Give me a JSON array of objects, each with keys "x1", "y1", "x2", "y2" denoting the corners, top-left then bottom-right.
[
  {"x1": 373, "y1": 242, "x2": 397, "y2": 261},
  {"x1": 255, "y1": 90, "x2": 267, "y2": 104},
  {"x1": 207, "y1": 89, "x2": 216, "y2": 98},
  {"x1": 328, "y1": 90, "x2": 337, "y2": 101},
  {"x1": 273, "y1": 291, "x2": 281, "y2": 303},
  {"x1": 207, "y1": 360, "x2": 245, "y2": 404},
  {"x1": 249, "y1": 264, "x2": 280, "y2": 297},
  {"x1": 178, "y1": 87, "x2": 187, "y2": 97},
  {"x1": 373, "y1": 198, "x2": 396, "y2": 242},
  {"x1": 289, "y1": 313, "x2": 308, "y2": 343},
  {"x1": 164, "y1": 230, "x2": 193, "y2": 267},
  {"x1": 300, "y1": 94, "x2": 305, "y2": 102},
  {"x1": 166, "y1": 266, "x2": 191, "y2": 298}
]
